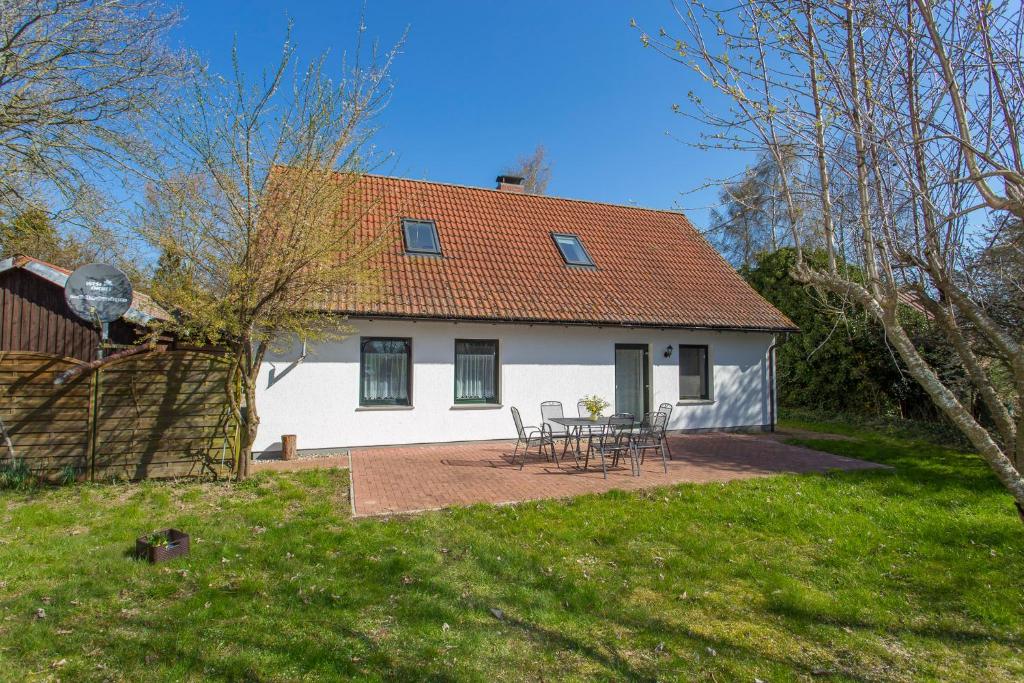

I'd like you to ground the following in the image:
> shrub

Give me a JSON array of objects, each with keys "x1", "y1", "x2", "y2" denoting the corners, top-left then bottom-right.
[
  {"x1": 743, "y1": 248, "x2": 961, "y2": 421},
  {"x1": 58, "y1": 465, "x2": 80, "y2": 486},
  {"x1": 0, "y1": 459, "x2": 36, "y2": 490},
  {"x1": 780, "y1": 407, "x2": 969, "y2": 448}
]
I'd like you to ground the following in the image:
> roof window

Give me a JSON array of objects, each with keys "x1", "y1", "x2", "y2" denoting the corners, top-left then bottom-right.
[
  {"x1": 551, "y1": 233, "x2": 594, "y2": 267},
  {"x1": 402, "y1": 218, "x2": 441, "y2": 255}
]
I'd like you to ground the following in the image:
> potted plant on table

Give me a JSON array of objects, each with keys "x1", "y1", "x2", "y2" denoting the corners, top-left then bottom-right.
[{"x1": 581, "y1": 395, "x2": 610, "y2": 421}]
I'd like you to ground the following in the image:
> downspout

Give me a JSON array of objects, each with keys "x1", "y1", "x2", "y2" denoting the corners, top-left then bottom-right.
[{"x1": 767, "y1": 336, "x2": 778, "y2": 432}]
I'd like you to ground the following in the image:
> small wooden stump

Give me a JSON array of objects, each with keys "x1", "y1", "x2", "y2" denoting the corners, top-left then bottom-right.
[{"x1": 282, "y1": 434, "x2": 297, "y2": 461}]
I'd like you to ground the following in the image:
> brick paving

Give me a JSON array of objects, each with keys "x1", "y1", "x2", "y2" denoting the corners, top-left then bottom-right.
[{"x1": 350, "y1": 431, "x2": 884, "y2": 517}]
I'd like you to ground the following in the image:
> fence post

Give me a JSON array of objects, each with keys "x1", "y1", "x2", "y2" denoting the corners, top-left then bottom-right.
[{"x1": 87, "y1": 367, "x2": 101, "y2": 481}]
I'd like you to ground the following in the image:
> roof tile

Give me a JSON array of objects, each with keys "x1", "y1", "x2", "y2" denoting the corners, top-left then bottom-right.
[{"x1": 329, "y1": 175, "x2": 797, "y2": 332}]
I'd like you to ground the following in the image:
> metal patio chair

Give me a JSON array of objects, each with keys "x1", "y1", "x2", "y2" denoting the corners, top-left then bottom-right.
[
  {"x1": 658, "y1": 401, "x2": 675, "y2": 458},
  {"x1": 587, "y1": 413, "x2": 636, "y2": 478},
  {"x1": 574, "y1": 399, "x2": 600, "y2": 457},
  {"x1": 541, "y1": 401, "x2": 568, "y2": 436},
  {"x1": 510, "y1": 406, "x2": 556, "y2": 470},
  {"x1": 540, "y1": 400, "x2": 571, "y2": 452},
  {"x1": 633, "y1": 411, "x2": 669, "y2": 473}
]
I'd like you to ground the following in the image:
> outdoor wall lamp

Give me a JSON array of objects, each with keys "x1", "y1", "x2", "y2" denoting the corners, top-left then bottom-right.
[{"x1": 664, "y1": 345, "x2": 673, "y2": 358}]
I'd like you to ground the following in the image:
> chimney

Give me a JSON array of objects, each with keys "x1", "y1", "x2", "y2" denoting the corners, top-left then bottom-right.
[{"x1": 496, "y1": 175, "x2": 525, "y2": 193}]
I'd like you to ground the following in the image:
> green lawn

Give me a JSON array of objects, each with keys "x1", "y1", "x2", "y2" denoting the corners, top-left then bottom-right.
[{"x1": 1, "y1": 422, "x2": 1022, "y2": 681}]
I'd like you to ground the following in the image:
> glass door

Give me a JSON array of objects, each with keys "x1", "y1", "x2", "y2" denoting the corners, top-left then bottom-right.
[{"x1": 614, "y1": 344, "x2": 649, "y2": 419}]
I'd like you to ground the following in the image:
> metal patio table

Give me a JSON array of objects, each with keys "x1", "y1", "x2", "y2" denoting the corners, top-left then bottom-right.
[{"x1": 549, "y1": 416, "x2": 610, "y2": 468}]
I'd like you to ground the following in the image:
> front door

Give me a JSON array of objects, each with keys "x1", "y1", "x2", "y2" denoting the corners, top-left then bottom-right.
[{"x1": 614, "y1": 344, "x2": 649, "y2": 418}]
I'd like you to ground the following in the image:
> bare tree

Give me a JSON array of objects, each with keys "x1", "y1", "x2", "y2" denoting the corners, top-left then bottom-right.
[
  {"x1": 640, "y1": 0, "x2": 1024, "y2": 515},
  {"x1": 708, "y1": 145, "x2": 805, "y2": 267},
  {"x1": 0, "y1": 0, "x2": 184, "y2": 216},
  {"x1": 139, "y1": 28, "x2": 400, "y2": 479},
  {"x1": 969, "y1": 215, "x2": 1024, "y2": 334},
  {"x1": 505, "y1": 144, "x2": 552, "y2": 194}
]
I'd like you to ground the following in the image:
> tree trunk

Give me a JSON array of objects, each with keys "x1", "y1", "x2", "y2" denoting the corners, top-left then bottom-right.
[
  {"x1": 237, "y1": 394, "x2": 258, "y2": 481},
  {"x1": 794, "y1": 263, "x2": 1024, "y2": 513},
  {"x1": 0, "y1": 415, "x2": 15, "y2": 463},
  {"x1": 233, "y1": 338, "x2": 267, "y2": 481},
  {"x1": 240, "y1": 376, "x2": 260, "y2": 480}
]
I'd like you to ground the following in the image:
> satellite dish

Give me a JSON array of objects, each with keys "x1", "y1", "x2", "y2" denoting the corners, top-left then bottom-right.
[{"x1": 64, "y1": 263, "x2": 133, "y2": 324}]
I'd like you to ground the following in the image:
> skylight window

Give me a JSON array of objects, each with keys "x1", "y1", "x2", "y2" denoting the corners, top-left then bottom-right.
[
  {"x1": 402, "y1": 218, "x2": 441, "y2": 255},
  {"x1": 551, "y1": 233, "x2": 595, "y2": 267}
]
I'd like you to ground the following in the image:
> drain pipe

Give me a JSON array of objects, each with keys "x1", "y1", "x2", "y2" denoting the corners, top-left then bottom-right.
[{"x1": 767, "y1": 336, "x2": 778, "y2": 432}]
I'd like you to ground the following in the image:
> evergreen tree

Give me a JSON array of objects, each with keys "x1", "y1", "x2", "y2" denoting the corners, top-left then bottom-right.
[
  {"x1": 743, "y1": 248, "x2": 951, "y2": 419},
  {"x1": 0, "y1": 207, "x2": 83, "y2": 266}
]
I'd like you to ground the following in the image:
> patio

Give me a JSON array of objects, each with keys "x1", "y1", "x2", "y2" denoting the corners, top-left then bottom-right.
[{"x1": 350, "y1": 430, "x2": 884, "y2": 516}]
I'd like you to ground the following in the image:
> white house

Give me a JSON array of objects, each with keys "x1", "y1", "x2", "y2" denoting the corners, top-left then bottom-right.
[{"x1": 254, "y1": 174, "x2": 797, "y2": 454}]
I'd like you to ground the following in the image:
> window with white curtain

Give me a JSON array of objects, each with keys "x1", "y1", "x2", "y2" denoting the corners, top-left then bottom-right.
[
  {"x1": 454, "y1": 339, "x2": 499, "y2": 404},
  {"x1": 360, "y1": 338, "x2": 412, "y2": 406},
  {"x1": 679, "y1": 345, "x2": 710, "y2": 400}
]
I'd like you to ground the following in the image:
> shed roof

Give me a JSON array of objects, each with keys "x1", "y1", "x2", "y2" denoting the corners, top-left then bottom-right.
[{"x1": 0, "y1": 255, "x2": 170, "y2": 326}]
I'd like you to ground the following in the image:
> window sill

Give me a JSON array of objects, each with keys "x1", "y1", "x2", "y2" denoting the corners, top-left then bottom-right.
[
  {"x1": 450, "y1": 403, "x2": 503, "y2": 410},
  {"x1": 677, "y1": 399, "x2": 716, "y2": 406},
  {"x1": 356, "y1": 405, "x2": 414, "y2": 411}
]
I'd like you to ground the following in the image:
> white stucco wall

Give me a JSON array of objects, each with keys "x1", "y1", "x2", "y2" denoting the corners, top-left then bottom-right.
[{"x1": 253, "y1": 319, "x2": 775, "y2": 452}]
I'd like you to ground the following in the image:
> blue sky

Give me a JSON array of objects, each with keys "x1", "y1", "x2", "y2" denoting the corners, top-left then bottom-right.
[{"x1": 171, "y1": 1, "x2": 746, "y2": 226}]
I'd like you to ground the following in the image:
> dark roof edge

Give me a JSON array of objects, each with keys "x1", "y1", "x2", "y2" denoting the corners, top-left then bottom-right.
[
  {"x1": 322, "y1": 310, "x2": 799, "y2": 334},
  {"x1": 0, "y1": 254, "x2": 170, "y2": 325}
]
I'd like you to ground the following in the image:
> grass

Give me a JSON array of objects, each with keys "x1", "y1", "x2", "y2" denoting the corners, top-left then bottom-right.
[
  {"x1": 781, "y1": 406, "x2": 970, "y2": 448},
  {"x1": 0, "y1": 421, "x2": 1022, "y2": 681}
]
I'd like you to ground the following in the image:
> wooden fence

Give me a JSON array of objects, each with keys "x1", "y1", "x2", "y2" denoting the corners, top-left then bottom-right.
[
  {"x1": 0, "y1": 349, "x2": 239, "y2": 480},
  {"x1": 0, "y1": 353, "x2": 92, "y2": 475}
]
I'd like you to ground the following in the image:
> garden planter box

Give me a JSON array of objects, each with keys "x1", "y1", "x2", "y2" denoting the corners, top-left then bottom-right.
[{"x1": 135, "y1": 528, "x2": 190, "y2": 564}]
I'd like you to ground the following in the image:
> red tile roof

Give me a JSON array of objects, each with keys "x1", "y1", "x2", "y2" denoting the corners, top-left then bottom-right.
[{"x1": 330, "y1": 175, "x2": 797, "y2": 332}]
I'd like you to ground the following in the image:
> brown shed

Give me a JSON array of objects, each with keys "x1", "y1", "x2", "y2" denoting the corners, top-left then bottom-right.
[{"x1": 0, "y1": 254, "x2": 170, "y2": 361}]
